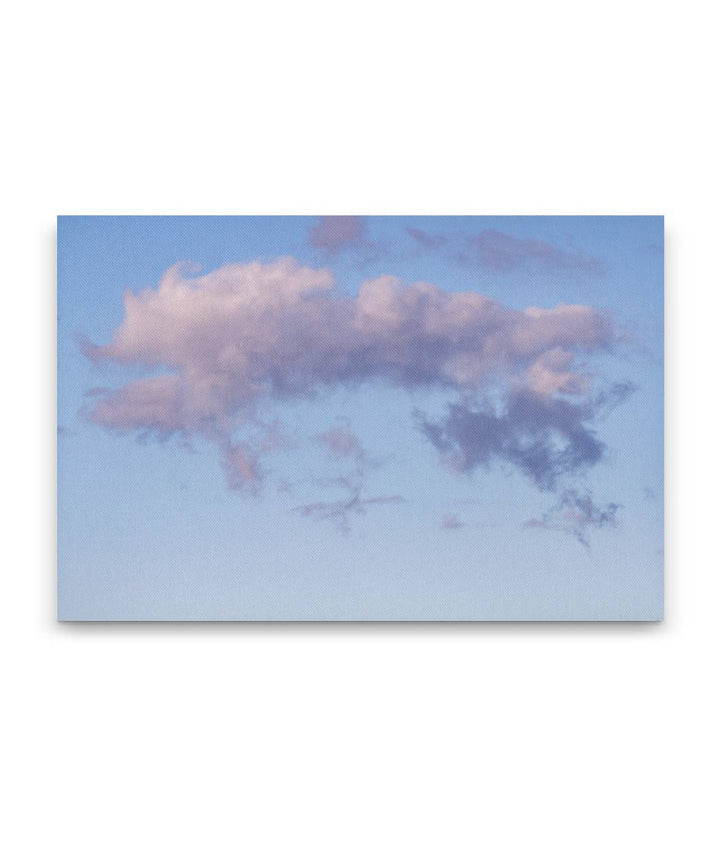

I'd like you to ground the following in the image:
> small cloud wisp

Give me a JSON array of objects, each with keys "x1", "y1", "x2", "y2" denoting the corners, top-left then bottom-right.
[{"x1": 524, "y1": 490, "x2": 620, "y2": 547}]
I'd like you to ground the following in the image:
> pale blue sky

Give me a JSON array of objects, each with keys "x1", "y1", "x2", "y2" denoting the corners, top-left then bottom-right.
[{"x1": 57, "y1": 216, "x2": 663, "y2": 620}]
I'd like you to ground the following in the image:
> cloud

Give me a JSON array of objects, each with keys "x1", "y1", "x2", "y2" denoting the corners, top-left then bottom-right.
[
  {"x1": 310, "y1": 425, "x2": 393, "y2": 530},
  {"x1": 404, "y1": 226, "x2": 603, "y2": 275},
  {"x1": 222, "y1": 441, "x2": 262, "y2": 494},
  {"x1": 315, "y1": 426, "x2": 364, "y2": 460},
  {"x1": 310, "y1": 216, "x2": 365, "y2": 252},
  {"x1": 416, "y1": 385, "x2": 629, "y2": 491},
  {"x1": 406, "y1": 227, "x2": 449, "y2": 251},
  {"x1": 524, "y1": 490, "x2": 620, "y2": 546},
  {"x1": 310, "y1": 216, "x2": 389, "y2": 266},
  {"x1": 468, "y1": 230, "x2": 604, "y2": 274},
  {"x1": 218, "y1": 421, "x2": 290, "y2": 494},
  {"x1": 84, "y1": 257, "x2": 619, "y2": 491},
  {"x1": 292, "y1": 491, "x2": 405, "y2": 535}
]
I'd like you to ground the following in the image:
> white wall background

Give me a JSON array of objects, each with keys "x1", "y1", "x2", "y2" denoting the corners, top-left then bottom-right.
[{"x1": 2, "y1": 1, "x2": 717, "y2": 853}]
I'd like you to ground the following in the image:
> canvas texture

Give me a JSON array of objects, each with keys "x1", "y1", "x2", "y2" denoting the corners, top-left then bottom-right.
[{"x1": 57, "y1": 216, "x2": 664, "y2": 620}]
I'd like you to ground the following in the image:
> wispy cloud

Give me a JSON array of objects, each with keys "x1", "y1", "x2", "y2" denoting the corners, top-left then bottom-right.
[
  {"x1": 524, "y1": 490, "x2": 620, "y2": 546},
  {"x1": 405, "y1": 227, "x2": 449, "y2": 251},
  {"x1": 468, "y1": 230, "x2": 604, "y2": 274},
  {"x1": 310, "y1": 216, "x2": 365, "y2": 253},
  {"x1": 84, "y1": 257, "x2": 620, "y2": 493},
  {"x1": 315, "y1": 426, "x2": 365, "y2": 460},
  {"x1": 406, "y1": 225, "x2": 603, "y2": 275},
  {"x1": 309, "y1": 216, "x2": 388, "y2": 266},
  {"x1": 292, "y1": 490, "x2": 405, "y2": 534}
]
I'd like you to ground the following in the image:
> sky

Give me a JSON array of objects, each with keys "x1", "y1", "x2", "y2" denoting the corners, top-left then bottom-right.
[{"x1": 57, "y1": 216, "x2": 664, "y2": 620}]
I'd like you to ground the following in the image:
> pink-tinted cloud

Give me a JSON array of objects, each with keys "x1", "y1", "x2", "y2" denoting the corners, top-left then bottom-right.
[
  {"x1": 315, "y1": 427, "x2": 364, "y2": 459},
  {"x1": 310, "y1": 216, "x2": 365, "y2": 252},
  {"x1": 524, "y1": 490, "x2": 620, "y2": 546},
  {"x1": 85, "y1": 257, "x2": 617, "y2": 491},
  {"x1": 441, "y1": 513, "x2": 464, "y2": 530},
  {"x1": 309, "y1": 216, "x2": 389, "y2": 268}
]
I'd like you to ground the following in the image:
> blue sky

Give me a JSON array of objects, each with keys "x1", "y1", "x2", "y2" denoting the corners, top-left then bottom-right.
[{"x1": 57, "y1": 216, "x2": 663, "y2": 620}]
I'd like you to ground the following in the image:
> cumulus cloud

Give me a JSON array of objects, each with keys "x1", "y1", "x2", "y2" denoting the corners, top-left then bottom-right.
[
  {"x1": 524, "y1": 490, "x2": 620, "y2": 547},
  {"x1": 84, "y1": 256, "x2": 621, "y2": 494}
]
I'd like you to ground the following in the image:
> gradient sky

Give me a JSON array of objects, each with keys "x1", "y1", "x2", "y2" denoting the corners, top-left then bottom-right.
[{"x1": 57, "y1": 216, "x2": 663, "y2": 620}]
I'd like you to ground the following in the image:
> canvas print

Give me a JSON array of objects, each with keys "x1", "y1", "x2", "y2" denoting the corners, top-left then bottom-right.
[{"x1": 57, "y1": 216, "x2": 664, "y2": 620}]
